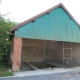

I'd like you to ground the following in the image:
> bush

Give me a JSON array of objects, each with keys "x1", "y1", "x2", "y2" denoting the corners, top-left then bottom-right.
[
  {"x1": 0, "y1": 14, "x2": 15, "y2": 61},
  {"x1": 0, "y1": 63, "x2": 13, "y2": 77}
]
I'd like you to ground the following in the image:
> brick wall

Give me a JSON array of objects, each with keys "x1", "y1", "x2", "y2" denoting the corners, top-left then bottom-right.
[
  {"x1": 45, "y1": 41, "x2": 58, "y2": 62},
  {"x1": 51, "y1": 42, "x2": 80, "y2": 67},
  {"x1": 12, "y1": 37, "x2": 22, "y2": 71},
  {"x1": 72, "y1": 43, "x2": 80, "y2": 67},
  {"x1": 22, "y1": 39, "x2": 44, "y2": 62},
  {"x1": 49, "y1": 42, "x2": 63, "y2": 64},
  {"x1": 52, "y1": 42, "x2": 72, "y2": 67},
  {"x1": 11, "y1": 38, "x2": 80, "y2": 71},
  {"x1": 22, "y1": 39, "x2": 56, "y2": 62},
  {"x1": 22, "y1": 39, "x2": 80, "y2": 67}
]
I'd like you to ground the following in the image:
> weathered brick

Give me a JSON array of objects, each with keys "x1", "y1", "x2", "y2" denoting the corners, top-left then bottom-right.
[
  {"x1": 12, "y1": 38, "x2": 80, "y2": 71},
  {"x1": 12, "y1": 37, "x2": 22, "y2": 71}
]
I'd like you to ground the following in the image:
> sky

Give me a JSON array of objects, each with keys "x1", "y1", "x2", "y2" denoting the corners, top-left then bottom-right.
[{"x1": 0, "y1": 0, "x2": 80, "y2": 24}]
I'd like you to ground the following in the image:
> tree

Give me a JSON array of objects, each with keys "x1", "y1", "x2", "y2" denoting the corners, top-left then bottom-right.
[{"x1": 0, "y1": 14, "x2": 15, "y2": 61}]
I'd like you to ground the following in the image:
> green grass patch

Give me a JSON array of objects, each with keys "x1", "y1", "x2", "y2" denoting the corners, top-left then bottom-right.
[{"x1": 0, "y1": 63, "x2": 13, "y2": 77}]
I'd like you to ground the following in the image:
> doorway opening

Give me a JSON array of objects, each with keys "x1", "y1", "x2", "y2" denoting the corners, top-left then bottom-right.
[{"x1": 21, "y1": 39, "x2": 73, "y2": 71}]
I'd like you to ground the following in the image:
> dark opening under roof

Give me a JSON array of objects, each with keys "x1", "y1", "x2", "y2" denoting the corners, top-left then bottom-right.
[{"x1": 10, "y1": 3, "x2": 80, "y2": 32}]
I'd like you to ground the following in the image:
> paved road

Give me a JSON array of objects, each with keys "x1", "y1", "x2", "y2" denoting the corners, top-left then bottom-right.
[{"x1": 0, "y1": 71, "x2": 80, "y2": 80}]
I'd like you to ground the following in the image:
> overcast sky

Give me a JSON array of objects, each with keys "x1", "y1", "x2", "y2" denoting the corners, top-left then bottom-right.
[{"x1": 0, "y1": 0, "x2": 80, "y2": 24}]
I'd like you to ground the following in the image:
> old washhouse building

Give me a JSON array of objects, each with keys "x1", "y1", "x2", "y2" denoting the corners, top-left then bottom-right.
[{"x1": 10, "y1": 3, "x2": 80, "y2": 71}]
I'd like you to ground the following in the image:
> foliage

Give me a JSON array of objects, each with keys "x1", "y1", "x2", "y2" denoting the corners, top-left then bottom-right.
[
  {"x1": 0, "y1": 63, "x2": 13, "y2": 77},
  {"x1": 0, "y1": 14, "x2": 15, "y2": 61}
]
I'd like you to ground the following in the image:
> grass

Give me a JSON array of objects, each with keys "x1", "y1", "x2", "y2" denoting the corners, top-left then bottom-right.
[{"x1": 0, "y1": 63, "x2": 13, "y2": 77}]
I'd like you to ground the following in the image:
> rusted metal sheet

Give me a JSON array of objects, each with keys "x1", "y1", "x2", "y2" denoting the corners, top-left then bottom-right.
[{"x1": 15, "y1": 7, "x2": 80, "y2": 43}]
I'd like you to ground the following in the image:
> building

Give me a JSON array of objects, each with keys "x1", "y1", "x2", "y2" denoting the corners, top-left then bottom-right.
[{"x1": 10, "y1": 3, "x2": 80, "y2": 71}]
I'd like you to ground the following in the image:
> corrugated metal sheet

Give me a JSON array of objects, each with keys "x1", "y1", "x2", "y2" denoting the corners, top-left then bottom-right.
[{"x1": 15, "y1": 7, "x2": 80, "y2": 43}]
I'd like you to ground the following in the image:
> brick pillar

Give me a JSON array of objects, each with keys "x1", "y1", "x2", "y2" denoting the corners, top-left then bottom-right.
[{"x1": 12, "y1": 37, "x2": 22, "y2": 71}]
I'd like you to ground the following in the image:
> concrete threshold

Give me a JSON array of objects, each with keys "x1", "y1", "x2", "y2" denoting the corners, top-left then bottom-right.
[
  {"x1": 14, "y1": 67, "x2": 78, "y2": 77},
  {"x1": 1, "y1": 67, "x2": 80, "y2": 78}
]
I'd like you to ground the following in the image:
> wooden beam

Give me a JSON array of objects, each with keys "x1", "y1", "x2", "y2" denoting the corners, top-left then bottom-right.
[
  {"x1": 45, "y1": 62, "x2": 64, "y2": 67},
  {"x1": 26, "y1": 63, "x2": 38, "y2": 70}
]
